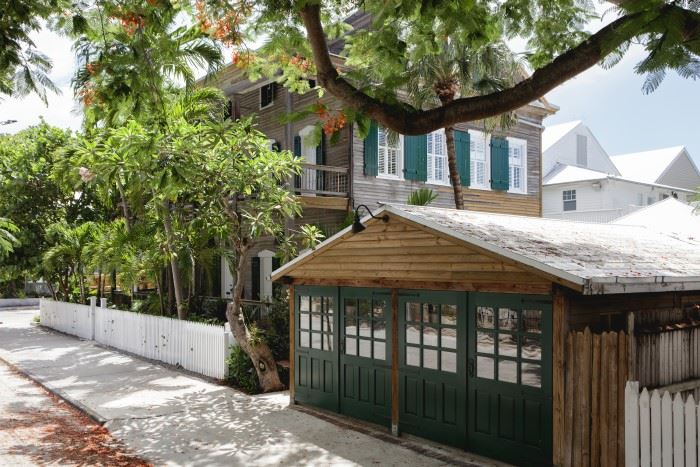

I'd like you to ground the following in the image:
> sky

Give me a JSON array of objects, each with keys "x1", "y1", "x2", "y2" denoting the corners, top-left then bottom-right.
[{"x1": 1, "y1": 14, "x2": 699, "y2": 166}]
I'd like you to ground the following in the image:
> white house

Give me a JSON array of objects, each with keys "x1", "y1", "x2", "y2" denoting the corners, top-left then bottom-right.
[{"x1": 542, "y1": 121, "x2": 699, "y2": 222}]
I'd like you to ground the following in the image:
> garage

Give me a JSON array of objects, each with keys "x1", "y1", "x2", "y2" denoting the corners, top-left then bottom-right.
[{"x1": 272, "y1": 203, "x2": 700, "y2": 466}]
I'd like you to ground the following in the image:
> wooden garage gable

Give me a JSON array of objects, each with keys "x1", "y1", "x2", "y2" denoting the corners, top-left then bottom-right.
[{"x1": 279, "y1": 213, "x2": 553, "y2": 294}]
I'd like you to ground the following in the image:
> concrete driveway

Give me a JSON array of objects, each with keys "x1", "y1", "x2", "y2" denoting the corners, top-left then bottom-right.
[{"x1": 0, "y1": 309, "x2": 501, "y2": 467}]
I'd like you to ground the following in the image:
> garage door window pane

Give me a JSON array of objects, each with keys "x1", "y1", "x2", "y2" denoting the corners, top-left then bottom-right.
[
  {"x1": 346, "y1": 337, "x2": 357, "y2": 355},
  {"x1": 423, "y1": 303, "x2": 439, "y2": 323},
  {"x1": 498, "y1": 308, "x2": 518, "y2": 331},
  {"x1": 406, "y1": 346, "x2": 420, "y2": 367},
  {"x1": 406, "y1": 324, "x2": 420, "y2": 344},
  {"x1": 477, "y1": 307, "x2": 494, "y2": 329},
  {"x1": 311, "y1": 296, "x2": 322, "y2": 313},
  {"x1": 477, "y1": 331, "x2": 495, "y2": 354},
  {"x1": 498, "y1": 359, "x2": 517, "y2": 383},
  {"x1": 300, "y1": 313, "x2": 310, "y2": 330},
  {"x1": 374, "y1": 341, "x2": 386, "y2": 360},
  {"x1": 477, "y1": 356, "x2": 494, "y2": 379},
  {"x1": 406, "y1": 302, "x2": 421, "y2": 322},
  {"x1": 521, "y1": 363, "x2": 541, "y2": 387},
  {"x1": 441, "y1": 328, "x2": 457, "y2": 349},
  {"x1": 300, "y1": 296, "x2": 310, "y2": 312},
  {"x1": 300, "y1": 331, "x2": 310, "y2": 348},
  {"x1": 423, "y1": 325, "x2": 439, "y2": 347},
  {"x1": 311, "y1": 332, "x2": 322, "y2": 349},
  {"x1": 423, "y1": 348, "x2": 438, "y2": 370},
  {"x1": 373, "y1": 320, "x2": 386, "y2": 340},
  {"x1": 359, "y1": 319, "x2": 371, "y2": 337},
  {"x1": 441, "y1": 351, "x2": 457, "y2": 373},
  {"x1": 522, "y1": 337, "x2": 542, "y2": 360},
  {"x1": 442, "y1": 304, "x2": 457, "y2": 326},
  {"x1": 498, "y1": 334, "x2": 518, "y2": 357},
  {"x1": 359, "y1": 339, "x2": 371, "y2": 358},
  {"x1": 522, "y1": 309, "x2": 542, "y2": 334}
]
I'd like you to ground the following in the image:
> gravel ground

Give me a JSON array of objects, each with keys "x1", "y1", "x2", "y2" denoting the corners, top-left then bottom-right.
[{"x1": 0, "y1": 359, "x2": 150, "y2": 467}]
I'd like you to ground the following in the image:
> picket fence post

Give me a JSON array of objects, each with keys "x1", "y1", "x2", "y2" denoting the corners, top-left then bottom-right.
[
  {"x1": 223, "y1": 322, "x2": 234, "y2": 379},
  {"x1": 89, "y1": 296, "x2": 96, "y2": 340},
  {"x1": 625, "y1": 381, "x2": 640, "y2": 467}
]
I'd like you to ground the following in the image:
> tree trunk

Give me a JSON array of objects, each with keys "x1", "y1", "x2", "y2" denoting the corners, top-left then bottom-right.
[
  {"x1": 225, "y1": 245, "x2": 284, "y2": 393},
  {"x1": 444, "y1": 126, "x2": 464, "y2": 209},
  {"x1": 162, "y1": 199, "x2": 187, "y2": 320},
  {"x1": 115, "y1": 177, "x2": 132, "y2": 233}
]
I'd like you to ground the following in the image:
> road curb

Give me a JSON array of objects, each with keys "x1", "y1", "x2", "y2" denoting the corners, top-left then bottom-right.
[{"x1": 0, "y1": 355, "x2": 108, "y2": 426}]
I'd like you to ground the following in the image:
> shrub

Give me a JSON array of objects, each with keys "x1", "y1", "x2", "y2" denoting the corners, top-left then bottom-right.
[{"x1": 226, "y1": 345, "x2": 259, "y2": 393}]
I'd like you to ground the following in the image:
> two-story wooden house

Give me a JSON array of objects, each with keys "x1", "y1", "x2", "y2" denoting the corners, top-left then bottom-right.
[{"x1": 207, "y1": 64, "x2": 557, "y2": 301}]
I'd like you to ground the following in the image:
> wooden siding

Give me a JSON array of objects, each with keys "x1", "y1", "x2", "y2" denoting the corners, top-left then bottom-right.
[
  {"x1": 350, "y1": 117, "x2": 543, "y2": 217},
  {"x1": 283, "y1": 216, "x2": 552, "y2": 294}
]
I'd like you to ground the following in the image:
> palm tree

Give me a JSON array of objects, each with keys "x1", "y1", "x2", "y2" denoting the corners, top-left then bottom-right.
[
  {"x1": 406, "y1": 41, "x2": 521, "y2": 209},
  {"x1": 0, "y1": 217, "x2": 19, "y2": 258},
  {"x1": 43, "y1": 221, "x2": 97, "y2": 302}
]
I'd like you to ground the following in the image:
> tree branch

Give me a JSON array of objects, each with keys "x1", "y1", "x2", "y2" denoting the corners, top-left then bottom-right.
[{"x1": 300, "y1": 3, "x2": 700, "y2": 135}]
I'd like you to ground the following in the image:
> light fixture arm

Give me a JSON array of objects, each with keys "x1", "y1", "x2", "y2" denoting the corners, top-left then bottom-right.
[{"x1": 352, "y1": 204, "x2": 389, "y2": 234}]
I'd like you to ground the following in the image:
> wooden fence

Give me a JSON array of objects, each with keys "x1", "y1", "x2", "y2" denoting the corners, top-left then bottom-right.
[
  {"x1": 636, "y1": 327, "x2": 700, "y2": 400},
  {"x1": 40, "y1": 298, "x2": 234, "y2": 380},
  {"x1": 564, "y1": 328, "x2": 631, "y2": 467},
  {"x1": 625, "y1": 382, "x2": 700, "y2": 467}
]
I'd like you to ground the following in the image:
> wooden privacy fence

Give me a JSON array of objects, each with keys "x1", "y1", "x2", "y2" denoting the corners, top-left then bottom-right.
[
  {"x1": 636, "y1": 327, "x2": 700, "y2": 400},
  {"x1": 563, "y1": 328, "x2": 632, "y2": 467},
  {"x1": 625, "y1": 382, "x2": 700, "y2": 467},
  {"x1": 40, "y1": 299, "x2": 235, "y2": 380}
]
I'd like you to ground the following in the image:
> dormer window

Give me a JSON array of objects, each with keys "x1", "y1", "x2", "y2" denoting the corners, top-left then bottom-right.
[{"x1": 260, "y1": 83, "x2": 275, "y2": 109}]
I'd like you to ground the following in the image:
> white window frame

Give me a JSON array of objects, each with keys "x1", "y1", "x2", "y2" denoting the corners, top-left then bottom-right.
[
  {"x1": 563, "y1": 189, "x2": 577, "y2": 211},
  {"x1": 259, "y1": 83, "x2": 275, "y2": 110},
  {"x1": 468, "y1": 129, "x2": 490, "y2": 190},
  {"x1": 507, "y1": 137, "x2": 527, "y2": 194},
  {"x1": 426, "y1": 129, "x2": 450, "y2": 185},
  {"x1": 377, "y1": 126, "x2": 403, "y2": 179}
]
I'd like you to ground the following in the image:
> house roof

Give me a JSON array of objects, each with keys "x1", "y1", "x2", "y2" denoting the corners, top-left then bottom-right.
[
  {"x1": 611, "y1": 146, "x2": 686, "y2": 184},
  {"x1": 612, "y1": 198, "x2": 700, "y2": 239},
  {"x1": 273, "y1": 204, "x2": 700, "y2": 295},
  {"x1": 543, "y1": 164, "x2": 609, "y2": 185},
  {"x1": 543, "y1": 163, "x2": 697, "y2": 192},
  {"x1": 542, "y1": 120, "x2": 581, "y2": 152}
]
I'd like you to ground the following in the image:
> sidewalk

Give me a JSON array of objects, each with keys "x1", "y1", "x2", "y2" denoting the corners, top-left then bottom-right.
[{"x1": 0, "y1": 309, "x2": 497, "y2": 467}]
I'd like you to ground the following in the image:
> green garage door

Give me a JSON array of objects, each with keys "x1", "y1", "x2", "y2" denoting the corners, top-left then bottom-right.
[
  {"x1": 295, "y1": 286, "x2": 339, "y2": 411},
  {"x1": 339, "y1": 288, "x2": 392, "y2": 427},
  {"x1": 398, "y1": 291, "x2": 467, "y2": 447},
  {"x1": 467, "y1": 293, "x2": 552, "y2": 466}
]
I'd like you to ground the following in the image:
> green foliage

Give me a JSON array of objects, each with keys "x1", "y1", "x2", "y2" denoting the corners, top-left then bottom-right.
[
  {"x1": 0, "y1": 218, "x2": 20, "y2": 258},
  {"x1": 226, "y1": 345, "x2": 259, "y2": 393},
  {"x1": 407, "y1": 188, "x2": 438, "y2": 206},
  {"x1": 0, "y1": 0, "x2": 64, "y2": 101}
]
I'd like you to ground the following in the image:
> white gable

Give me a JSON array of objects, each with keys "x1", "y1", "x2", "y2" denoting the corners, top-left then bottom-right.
[
  {"x1": 656, "y1": 149, "x2": 700, "y2": 191},
  {"x1": 542, "y1": 121, "x2": 619, "y2": 176}
]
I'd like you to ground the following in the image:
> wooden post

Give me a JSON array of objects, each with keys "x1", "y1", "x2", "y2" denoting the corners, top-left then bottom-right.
[
  {"x1": 289, "y1": 284, "x2": 295, "y2": 404},
  {"x1": 553, "y1": 287, "x2": 569, "y2": 466},
  {"x1": 391, "y1": 288, "x2": 399, "y2": 436}
]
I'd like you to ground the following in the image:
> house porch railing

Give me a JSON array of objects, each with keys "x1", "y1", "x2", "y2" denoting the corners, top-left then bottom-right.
[{"x1": 293, "y1": 163, "x2": 348, "y2": 197}]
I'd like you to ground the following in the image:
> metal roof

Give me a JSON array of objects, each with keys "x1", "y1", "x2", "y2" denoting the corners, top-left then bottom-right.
[
  {"x1": 273, "y1": 204, "x2": 700, "y2": 295},
  {"x1": 611, "y1": 146, "x2": 687, "y2": 184}
]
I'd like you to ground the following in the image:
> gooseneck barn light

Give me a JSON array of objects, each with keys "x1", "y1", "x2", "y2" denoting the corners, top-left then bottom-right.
[{"x1": 352, "y1": 204, "x2": 389, "y2": 234}]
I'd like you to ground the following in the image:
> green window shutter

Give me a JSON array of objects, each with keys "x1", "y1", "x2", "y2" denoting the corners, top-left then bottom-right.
[
  {"x1": 404, "y1": 134, "x2": 428, "y2": 181},
  {"x1": 363, "y1": 122, "x2": 378, "y2": 176},
  {"x1": 454, "y1": 130, "x2": 470, "y2": 186},
  {"x1": 490, "y1": 136, "x2": 509, "y2": 191},
  {"x1": 293, "y1": 135, "x2": 302, "y2": 157},
  {"x1": 316, "y1": 133, "x2": 326, "y2": 165}
]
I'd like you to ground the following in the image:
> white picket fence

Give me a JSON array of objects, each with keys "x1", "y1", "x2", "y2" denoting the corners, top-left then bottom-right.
[
  {"x1": 40, "y1": 298, "x2": 234, "y2": 380},
  {"x1": 39, "y1": 299, "x2": 94, "y2": 340},
  {"x1": 626, "y1": 381, "x2": 700, "y2": 466}
]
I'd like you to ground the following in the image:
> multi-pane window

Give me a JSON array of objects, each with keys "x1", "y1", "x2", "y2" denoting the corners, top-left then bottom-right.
[
  {"x1": 427, "y1": 130, "x2": 448, "y2": 184},
  {"x1": 260, "y1": 83, "x2": 275, "y2": 109},
  {"x1": 378, "y1": 126, "x2": 402, "y2": 177},
  {"x1": 298, "y1": 295, "x2": 334, "y2": 351},
  {"x1": 469, "y1": 130, "x2": 488, "y2": 188},
  {"x1": 475, "y1": 306, "x2": 543, "y2": 388},
  {"x1": 344, "y1": 298, "x2": 387, "y2": 360},
  {"x1": 405, "y1": 302, "x2": 458, "y2": 373},
  {"x1": 563, "y1": 189, "x2": 577, "y2": 211},
  {"x1": 508, "y1": 138, "x2": 527, "y2": 193}
]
